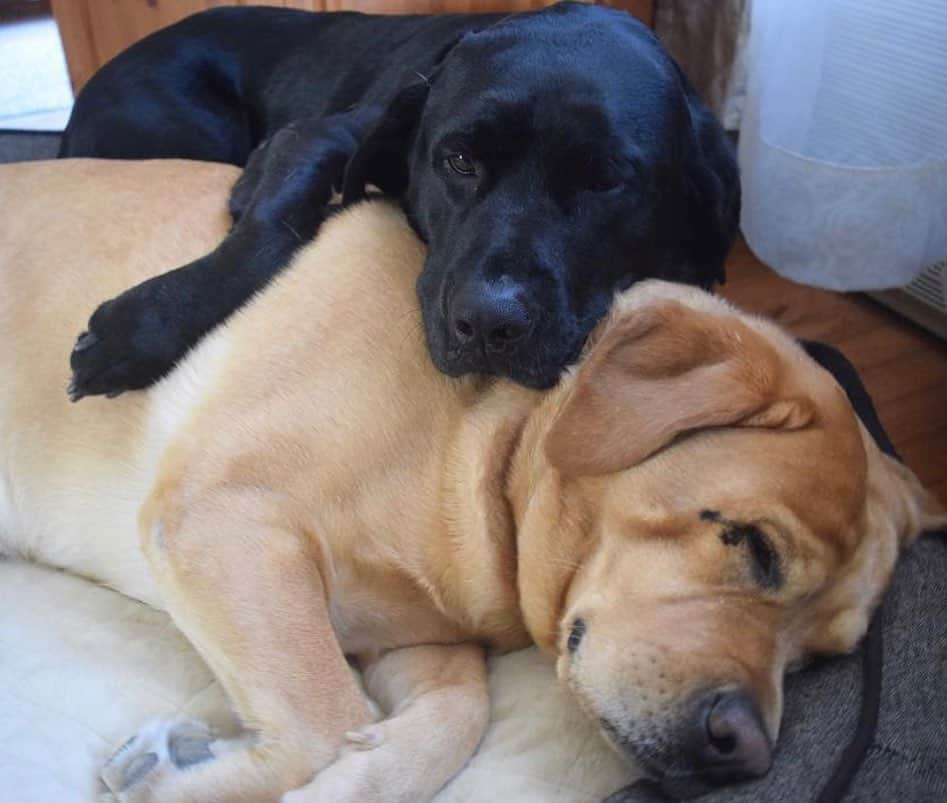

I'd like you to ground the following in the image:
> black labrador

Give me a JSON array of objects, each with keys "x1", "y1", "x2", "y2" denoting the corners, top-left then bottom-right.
[{"x1": 62, "y1": 1, "x2": 739, "y2": 399}]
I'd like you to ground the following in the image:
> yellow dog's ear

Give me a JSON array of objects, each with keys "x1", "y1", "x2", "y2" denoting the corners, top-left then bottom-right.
[
  {"x1": 546, "y1": 299, "x2": 813, "y2": 476},
  {"x1": 805, "y1": 446, "x2": 947, "y2": 656},
  {"x1": 869, "y1": 450, "x2": 947, "y2": 548}
]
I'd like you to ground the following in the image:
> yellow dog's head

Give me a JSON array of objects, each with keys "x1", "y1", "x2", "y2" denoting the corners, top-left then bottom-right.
[{"x1": 512, "y1": 281, "x2": 944, "y2": 797}]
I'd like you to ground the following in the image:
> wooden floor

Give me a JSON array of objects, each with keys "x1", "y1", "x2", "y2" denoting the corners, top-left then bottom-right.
[{"x1": 719, "y1": 239, "x2": 947, "y2": 506}]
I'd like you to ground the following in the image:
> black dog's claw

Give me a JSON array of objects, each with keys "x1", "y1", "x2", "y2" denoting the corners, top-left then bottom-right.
[
  {"x1": 66, "y1": 378, "x2": 83, "y2": 403},
  {"x1": 67, "y1": 287, "x2": 179, "y2": 402},
  {"x1": 73, "y1": 330, "x2": 99, "y2": 353}
]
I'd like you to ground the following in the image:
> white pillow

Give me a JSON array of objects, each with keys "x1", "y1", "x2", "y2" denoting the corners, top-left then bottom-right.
[{"x1": 0, "y1": 559, "x2": 633, "y2": 803}]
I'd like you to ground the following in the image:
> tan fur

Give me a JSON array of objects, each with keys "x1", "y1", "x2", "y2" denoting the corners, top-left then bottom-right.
[{"x1": 0, "y1": 160, "x2": 942, "y2": 803}]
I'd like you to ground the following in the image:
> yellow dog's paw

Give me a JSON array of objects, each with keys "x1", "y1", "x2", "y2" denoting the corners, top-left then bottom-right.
[
  {"x1": 99, "y1": 719, "x2": 217, "y2": 802},
  {"x1": 279, "y1": 726, "x2": 390, "y2": 803}
]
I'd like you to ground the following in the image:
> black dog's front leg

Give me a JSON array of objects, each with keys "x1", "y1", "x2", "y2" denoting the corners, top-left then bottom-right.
[{"x1": 68, "y1": 108, "x2": 380, "y2": 401}]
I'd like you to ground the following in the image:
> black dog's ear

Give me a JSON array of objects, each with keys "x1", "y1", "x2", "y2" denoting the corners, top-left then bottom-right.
[
  {"x1": 341, "y1": 80, "x2": 432, "y2": 204},
  {"x1": 678, "y1": 67, "x2": 741, "y2": 288},
  {"x1": 342, "y1": 34, "x2": 470, "y2": 204}
]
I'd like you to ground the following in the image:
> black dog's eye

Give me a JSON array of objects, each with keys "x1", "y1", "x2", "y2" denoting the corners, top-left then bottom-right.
[
  {"x1": 720, "y1": 523, "x2": 783, "y2": 590},
  {"x1": 445, "y1": 153, "x2": 478, "y2": 177},
  {"x1": 567, "y1": 618, "x2": 586, "y2": 653},
  {"x1": 574, "y1": 154, "x2": 627, "y2": 194},
  {"x1": 584, "y1": 173, "x2": 623, "y2": 193}
]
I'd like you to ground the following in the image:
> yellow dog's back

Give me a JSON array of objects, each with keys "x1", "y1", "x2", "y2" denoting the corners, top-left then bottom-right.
[
  {"x1": 0, "y1": 160, "x2": 237, "y2": 600},
  {"x1": 0, "y1": 159, "x2": 479, "y2": 619}
]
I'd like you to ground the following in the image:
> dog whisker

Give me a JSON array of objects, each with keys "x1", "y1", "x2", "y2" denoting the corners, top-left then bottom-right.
[{"x1": 281, "y1": 219, "x2": 302, "y2": 241}]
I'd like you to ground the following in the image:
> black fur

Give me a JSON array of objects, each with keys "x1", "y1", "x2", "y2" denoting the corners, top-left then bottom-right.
[{"x1": 62, "y1": 2, "x2": 740, "y2": 399}]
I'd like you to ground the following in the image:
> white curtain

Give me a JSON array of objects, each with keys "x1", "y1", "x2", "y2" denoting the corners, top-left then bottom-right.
[{"x1": 738, "y1": 0, "x2": 947, "y2": 290}]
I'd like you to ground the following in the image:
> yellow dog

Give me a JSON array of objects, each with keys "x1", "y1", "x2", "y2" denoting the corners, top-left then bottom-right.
[{"x1": 0, "y1": 160, "x2": 941, "y2": 803}]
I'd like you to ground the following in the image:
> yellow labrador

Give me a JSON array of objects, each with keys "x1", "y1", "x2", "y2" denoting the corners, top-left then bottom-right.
[{"x1": 0, "y1": 160, "x2": 941, "y2": 803}]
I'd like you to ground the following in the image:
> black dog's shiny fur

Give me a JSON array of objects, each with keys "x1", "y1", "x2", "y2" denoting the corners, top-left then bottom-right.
[{"x1": 62, "y1": 2, "x2": 739, "y2": 398}]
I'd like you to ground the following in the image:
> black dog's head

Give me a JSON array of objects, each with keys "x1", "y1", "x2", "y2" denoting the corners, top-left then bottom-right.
[{"x1": 345, "y1": 2, "x2": 740, "y2": 389}]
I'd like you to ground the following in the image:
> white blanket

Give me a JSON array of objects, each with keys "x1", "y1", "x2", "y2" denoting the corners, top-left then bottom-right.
[{"x1": 0, "y1": 559, "x2": 633, "y2": 803}]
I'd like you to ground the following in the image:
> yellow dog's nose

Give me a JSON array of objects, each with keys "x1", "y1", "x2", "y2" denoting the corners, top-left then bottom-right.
[{"x1": 690, "y1": 689, "x2": 772, "y2": 784}]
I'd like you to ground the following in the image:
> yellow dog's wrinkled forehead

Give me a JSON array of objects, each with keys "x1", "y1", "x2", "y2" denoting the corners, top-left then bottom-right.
[{"x1": 556, "y1": 284, "x2": 860, "y2": 506}]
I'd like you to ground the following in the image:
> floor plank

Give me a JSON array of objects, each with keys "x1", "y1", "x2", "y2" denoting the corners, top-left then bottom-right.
[{"x1": 719, "y1": 239, "x2": 947, "y2": 507}]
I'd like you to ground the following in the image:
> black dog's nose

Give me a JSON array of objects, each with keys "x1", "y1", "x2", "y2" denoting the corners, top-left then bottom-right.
[
  {"x1": 689, "y1": 689, "x2": 772, "y2": 783},
  {"x1": 450, "y1": 280, "x2": 532, "y2": 352}
]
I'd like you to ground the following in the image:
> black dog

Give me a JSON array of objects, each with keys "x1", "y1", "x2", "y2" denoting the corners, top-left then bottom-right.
[{"x1": 62, "y1": 2, "x2": 739, "y2": 399}]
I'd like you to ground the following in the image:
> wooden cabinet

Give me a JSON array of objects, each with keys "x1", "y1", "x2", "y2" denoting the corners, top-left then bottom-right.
[{"x1": 51, "y1": 0, "x2": 653, "y2": 93}]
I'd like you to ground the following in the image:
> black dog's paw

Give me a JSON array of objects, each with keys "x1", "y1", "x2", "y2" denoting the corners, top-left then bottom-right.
[
  {"x1": 243, "y1": 107, "x2": 384, "y2": 225},
  {"x1": 68, "y1": 287, "x2": 182, "y2": 402}
]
